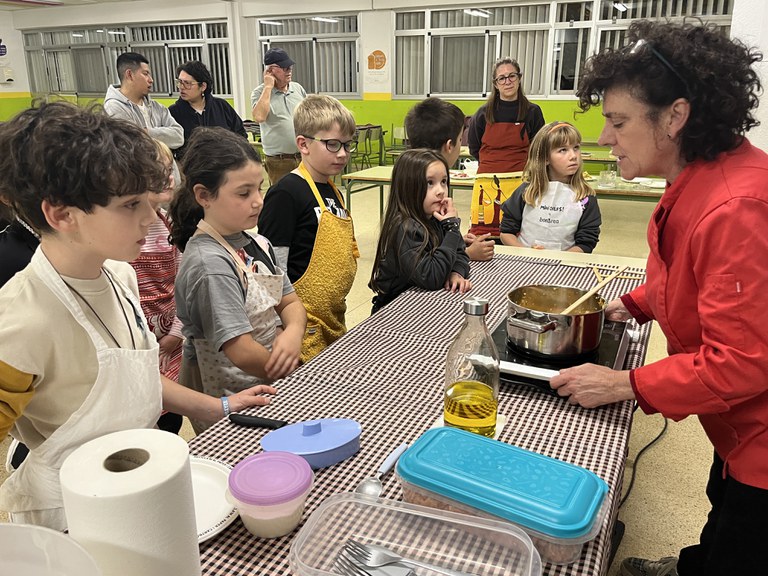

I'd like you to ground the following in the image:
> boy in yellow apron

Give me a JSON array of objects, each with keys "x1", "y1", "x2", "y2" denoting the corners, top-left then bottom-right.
[{"x1": 259, "y1": 95, "x2": 359, "y2": 363}]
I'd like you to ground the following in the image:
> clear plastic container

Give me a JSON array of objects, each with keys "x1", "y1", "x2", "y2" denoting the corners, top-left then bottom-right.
[
  {"x1": 290, "y1": 492, "x2": 541, "y2": 576},
  {"x1": 397, "y1": 428, "x2": 610, "y2": 565},
  {"x1": 0, "y1": 524, "x2": 102, "y2": 575},
  {"x1": 227, "y1": 451, "x2": 314, "y2": 539}
]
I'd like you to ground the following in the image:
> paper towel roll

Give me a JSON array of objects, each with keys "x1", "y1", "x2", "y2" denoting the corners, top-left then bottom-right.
[{"x1": 60, "y1": 429, "x2": 201, "y2": 576}]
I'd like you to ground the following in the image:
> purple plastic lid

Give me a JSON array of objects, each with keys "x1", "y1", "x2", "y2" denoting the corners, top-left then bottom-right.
[{"x1": 228, "y1": 451, "x2": 314, "y2": 506}]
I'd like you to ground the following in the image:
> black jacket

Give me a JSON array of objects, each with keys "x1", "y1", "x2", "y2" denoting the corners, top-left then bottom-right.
[
  {"x1": 371, "y1": 218, "x2": 470, "y2": 313},
  {"x1": 169, "y1": 95, "x2": 247, "y2": 158},
  {"x1": 0, "y1": 219, "x2": 39, "y2": 288}
]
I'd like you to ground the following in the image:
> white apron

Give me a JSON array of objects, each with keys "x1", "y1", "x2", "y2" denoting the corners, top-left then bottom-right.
[
  {"x1": 191, "y1": 221, "x2": 284, "y2": 398},
  {"x1": 519, "y1": 181, "x2": 585, "y2": 250},
  {"x1": 0, "y1": 250, "x2": 162, "y2": 530}
]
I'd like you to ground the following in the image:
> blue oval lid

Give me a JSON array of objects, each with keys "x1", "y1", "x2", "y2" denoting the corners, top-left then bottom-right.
[
  {"x1": 260, "y1": 418, "x2": 361, "y2": 467},
  {"x1": 396, "y1": 427, "x2": 608, "y2": 540}
]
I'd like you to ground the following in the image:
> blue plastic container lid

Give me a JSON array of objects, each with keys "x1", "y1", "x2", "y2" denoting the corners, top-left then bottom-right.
[
  {"x1": 261, "y1": 418, "x2": 361, "y2": 467},
  {"x1": 396, "y1": 427, "x2": 608, "y2": 540},
  {"x1": 228, "y1": 451, "x2": 313, "y2": 506}
]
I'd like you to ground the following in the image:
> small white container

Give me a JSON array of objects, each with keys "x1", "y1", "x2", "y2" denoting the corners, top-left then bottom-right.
[{"x1": 227, "y1": 451, "x2": 314, "y2": 539}]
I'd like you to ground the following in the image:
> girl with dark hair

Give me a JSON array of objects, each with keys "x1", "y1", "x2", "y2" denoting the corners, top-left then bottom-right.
[
  {"x1": 369, "y1": 149, "x2": 471, "y2": 313},
  {"x1": 500, "y1": 121, "x2": 601, "y2": 253},
  {"x1": 549, "y1": 21, "x2": 768, "y2": 576},
  {"x1": 169, "y1": 60, "x2": 247, "y2": 159},
  {"x1": 467, "y1": 57, "x2": 545, "y2": 175},
  {"x1": 170, "y1": 127, "x2": 305, "y2": 433}
]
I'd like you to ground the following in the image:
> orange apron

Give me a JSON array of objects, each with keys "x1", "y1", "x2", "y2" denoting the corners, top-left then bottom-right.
[
  {"x1": 478, "y1": 120, "x2": 530, "y2": 174},
  {"x1": 293, "y1": 162, "x2": 359, "y2": 363}
]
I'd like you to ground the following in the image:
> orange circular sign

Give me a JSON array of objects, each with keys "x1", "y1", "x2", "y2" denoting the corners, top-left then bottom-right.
[{"x1": 367, "y1": 50, "x2": 387, "y2": 71}]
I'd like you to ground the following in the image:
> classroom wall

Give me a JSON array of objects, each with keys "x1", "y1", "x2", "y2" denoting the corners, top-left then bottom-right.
[
  {"x1": 732, "y1": 0, "x2": 768, "y2": 151},
  {"x1": 0, "y1": 12, "x2": 32, "y2": 118}
]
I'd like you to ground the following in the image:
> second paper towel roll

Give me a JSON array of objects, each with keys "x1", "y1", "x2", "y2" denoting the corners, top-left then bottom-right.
[{"x1": 60, "y1": 428, "x2": 201, "y2": 576}]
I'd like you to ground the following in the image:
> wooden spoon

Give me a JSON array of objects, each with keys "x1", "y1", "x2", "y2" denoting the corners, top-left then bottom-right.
[{"x1": 559, "y1": 266, "x2": 628, "y2": 315}]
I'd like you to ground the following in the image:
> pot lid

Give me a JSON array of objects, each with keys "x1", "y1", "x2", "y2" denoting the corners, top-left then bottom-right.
[
  {"x1": 261, "y1": 418, "x2": 361, "y2": 457},
  {"x1": 228, "y1": 451, "x2": 313, "y2": 505}
]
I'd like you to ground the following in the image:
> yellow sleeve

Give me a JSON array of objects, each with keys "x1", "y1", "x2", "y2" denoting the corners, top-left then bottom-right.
[{"x1": 0, "y1": 360, "x2": 35, "y2": 439}]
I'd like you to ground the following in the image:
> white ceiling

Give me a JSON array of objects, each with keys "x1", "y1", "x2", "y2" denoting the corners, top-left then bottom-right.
[{"x1": 0, "y1": 0, "x2": 138, "y2": 11}]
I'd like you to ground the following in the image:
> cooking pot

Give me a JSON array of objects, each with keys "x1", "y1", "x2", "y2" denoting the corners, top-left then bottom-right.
[{"x1": 506, "y1": 284, "x2": 605, "y2": 358}]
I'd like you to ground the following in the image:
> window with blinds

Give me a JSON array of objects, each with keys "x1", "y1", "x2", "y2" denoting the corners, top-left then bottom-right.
[
  {"x1": 258, "y1": 14, "x2": 359, "y2": 97},
  {"x1": 23, "y1": 20, "x2": 232, "y2": 98},
  {"x1": 395, "y1": 0, "x2": 732, "y2": 99}
]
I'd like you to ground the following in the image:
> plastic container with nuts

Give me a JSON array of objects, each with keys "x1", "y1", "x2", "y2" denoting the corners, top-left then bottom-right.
[{"x1": 396, "y1": 428, "x2": 609, "y2": 565}]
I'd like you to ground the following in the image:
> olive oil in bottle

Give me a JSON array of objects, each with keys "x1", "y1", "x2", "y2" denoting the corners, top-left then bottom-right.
[
  {"x1": 444, "y1": 380, "x2": 499, "y2": 437},
  {"x1": 444, "y1": 299, "x2": 500, "y2": 438}
]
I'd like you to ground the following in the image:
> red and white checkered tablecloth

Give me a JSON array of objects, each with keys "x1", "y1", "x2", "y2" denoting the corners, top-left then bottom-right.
[{"x1": 190, "y1": 254, "x2": 651, "y2": 576}]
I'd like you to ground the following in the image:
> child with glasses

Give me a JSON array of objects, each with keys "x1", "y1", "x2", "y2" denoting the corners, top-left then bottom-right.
[
  {"x1": 255, "y1": 95, "x2": 358, "y2": 363},
  {"x1": 369, "y1": 149, "x2": 471, "y2": 313},
  {"x1": 499, "y1": 121, "x2": 601, "y2": 253}
]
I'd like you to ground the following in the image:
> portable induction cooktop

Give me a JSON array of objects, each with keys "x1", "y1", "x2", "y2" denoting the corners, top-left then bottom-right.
[{"x1": 491, "y1": 320, "x2": 632, "y2": 396}]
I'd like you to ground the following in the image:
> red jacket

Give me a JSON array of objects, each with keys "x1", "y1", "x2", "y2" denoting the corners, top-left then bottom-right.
[{"x1": 622, "y1": 140, "x2": 768, "y2": 489}]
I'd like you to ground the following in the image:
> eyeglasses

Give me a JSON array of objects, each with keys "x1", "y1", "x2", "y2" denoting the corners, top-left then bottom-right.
[
  {"x1": 494, "y1": 73, "x2": 521, "y2": 84},
  {"x1": 304, "y1": 135, "x2": 357, "y2": 153},
  {"x1": 175, "y1": 79, "x2": 201, "y2": 89},
  {"x1": 627, "y1": 39, "x2": 689, "y2": 96}
]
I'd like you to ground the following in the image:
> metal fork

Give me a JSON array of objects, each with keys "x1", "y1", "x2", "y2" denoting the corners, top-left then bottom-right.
[
  {"x1": 344, "y1": 540, "x2": 479, "y2": 576},
  {"x1": 334, "y1": 552, "x2": 372, "y2": 576}
]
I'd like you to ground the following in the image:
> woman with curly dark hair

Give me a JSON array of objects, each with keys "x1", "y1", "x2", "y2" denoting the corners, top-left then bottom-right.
[{"x1": 549, "y1": 20, "x2": 768, "y2": 576}]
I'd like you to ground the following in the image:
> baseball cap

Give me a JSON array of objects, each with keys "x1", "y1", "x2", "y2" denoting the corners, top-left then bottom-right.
[{"x1": 264, "y1": 48, "x2": 295, "y2": 68}]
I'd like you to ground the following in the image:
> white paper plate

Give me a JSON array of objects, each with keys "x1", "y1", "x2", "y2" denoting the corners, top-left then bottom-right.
[
  {"x1": 639, "y1": 179, "x2": 666, "y2": 189},
  {"x1": 449, "y1": 170, "x2": 475, "y2": 181},
  {"x1": 190, "y1": 456, "x2": 238, "y2": 543}
]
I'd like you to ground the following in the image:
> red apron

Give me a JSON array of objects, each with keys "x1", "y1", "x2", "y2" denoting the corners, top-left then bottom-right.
[{"x1": 478, "y1": 121, "x2": 530, "y2": 174}]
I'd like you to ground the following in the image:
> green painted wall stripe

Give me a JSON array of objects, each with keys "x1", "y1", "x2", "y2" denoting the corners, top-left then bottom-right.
[{"x1": 1, "y1": 94, "x2": 605, "y2": 143}]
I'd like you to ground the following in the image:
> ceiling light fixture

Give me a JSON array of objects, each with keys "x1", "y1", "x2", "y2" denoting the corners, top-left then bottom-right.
[
  {"x1": 463, "y1": 8, "x2": 491, "y2": 18},
  {"x1": 311, "y1": 16, "x2": 339, "y2": 24},
  {"x1": 613, "y1": 2, "x2": 628, "y2": 12},
  {"x1": 261, "y1": 20, "x2": 283, "y2": 26}
]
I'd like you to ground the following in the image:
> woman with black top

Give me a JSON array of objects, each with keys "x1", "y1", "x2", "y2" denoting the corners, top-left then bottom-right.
[{"x1": 467, "y1": 57, "x2": 545, "y2": 174}]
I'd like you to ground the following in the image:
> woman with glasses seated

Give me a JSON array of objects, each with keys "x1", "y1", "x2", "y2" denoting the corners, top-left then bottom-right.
[
  {"x1": 467, "y1": 57, "x2": 545, "y2": 177},
  {"x1": 169, "y1": 60, "x2": 247, "y2": 160},
  {"x1": 549, "y1": 20, "x2": 768, "y2": 576}
]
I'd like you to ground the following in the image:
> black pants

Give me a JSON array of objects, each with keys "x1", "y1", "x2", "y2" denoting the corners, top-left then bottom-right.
[
  {"x1": 677, "y1": 451, "x2": 768, "y2": 576},
  {"x1": 157, "y1": 412, "x2": 183, "y2": 435}
]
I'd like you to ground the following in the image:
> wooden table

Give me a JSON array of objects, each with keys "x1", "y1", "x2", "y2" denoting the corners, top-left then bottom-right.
[
  {"x1": 342, "y1": 166, "x2": 664, "y2": 215},
  {"x1": 190, "y1": 248, "x2": 651, "y2": 576}
]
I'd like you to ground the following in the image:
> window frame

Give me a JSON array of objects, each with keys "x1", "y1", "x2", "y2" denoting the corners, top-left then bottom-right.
[
  {"x1": 22, "y1": 20, "x2": 233, "y2": 99},
  {"x1": 257, "y1": 13, "x2": 361, "y2": 99},
  {"x1": 393, "y1": 0, "x2": 733, "y2": 100}
]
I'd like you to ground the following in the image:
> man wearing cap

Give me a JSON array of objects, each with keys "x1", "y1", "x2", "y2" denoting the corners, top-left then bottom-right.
[{"x1": 251, "y1": 48, "x2": 308, "y2": 185}]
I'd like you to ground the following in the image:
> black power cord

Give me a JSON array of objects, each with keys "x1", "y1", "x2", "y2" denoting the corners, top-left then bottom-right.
[{"x1": 619, "y1": 409, "x2": 669, "y2": 508}]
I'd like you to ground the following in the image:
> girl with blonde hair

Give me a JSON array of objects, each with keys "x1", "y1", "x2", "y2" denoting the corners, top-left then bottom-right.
[{"x1": 499, "y1": 121, "x2": 601, "y2": 252}]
